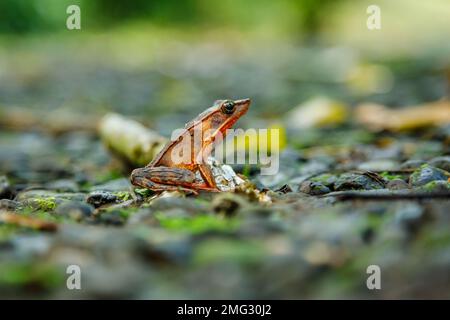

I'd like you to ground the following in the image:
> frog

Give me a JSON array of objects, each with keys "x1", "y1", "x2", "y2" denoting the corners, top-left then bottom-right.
[{"x1": 130, "y1": 98, "x2": 251, "y2": 195}]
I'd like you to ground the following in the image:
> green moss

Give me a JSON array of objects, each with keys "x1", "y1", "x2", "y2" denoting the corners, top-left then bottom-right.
[
  {"x1": 310, "y1": 173, "x2": 338, "y2": 188},
  {"x1": 420, "y1": 180, "x2": 450, "y2": 192},
  {"x1": 194, "y1": 239, "x2": 265, "y2": 265},
  {"x1": 33, "y1": 197, "x2": 56, "y2": 211},
  {"x1": 0, "y1": 262, "x2": 63, "y2": 289},
  {"x1": 115, "y1": 191, "x2": 131, "y2": 201},
  {"x1": 380, "y1": 171, "x2": 402, "y2": 181},
  {"x1": 156, "y1": 213, "x2": 239, "y2": 234},
  {"x1": 134, "y1": 188, "x2": 153, "y2": 198}
]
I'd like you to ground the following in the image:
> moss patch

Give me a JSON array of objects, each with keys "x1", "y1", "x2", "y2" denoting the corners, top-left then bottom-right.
[
  {"x1": 114, "y1": 191, "x2": 132, "y2": 201},
  {"x1": 33, "y1": 197, "x2": 57, "y2": 211},
  {"x1": 194, "y1": 239, "x2": 265, "y2": 265},
  {"x1": 156, "y1": 213, "x2": 239, "y2": 234},
  {"x1": 0, "y1": 262, "x2": 63, "y2": 289},
  {"x1": 380, "y1": 172, "x2": 402, "y2": 181}
]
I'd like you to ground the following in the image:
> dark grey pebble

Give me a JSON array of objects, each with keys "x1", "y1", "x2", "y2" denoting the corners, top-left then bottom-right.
[
  {"x1": 299, "y1": 181, "x2": 331, "y2": 195},
  {"x1": 55, "y1": 201, "x2": 94, "y2": 220},
  {"x1": 334, "y1": 173, "x2": 384, "y2": 191},
  {"x1": 86, "y1": 191, "x2": 118, "y2": 208}
]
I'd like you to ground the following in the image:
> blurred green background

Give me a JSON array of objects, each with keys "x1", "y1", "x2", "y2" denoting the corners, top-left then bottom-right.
[{"x1": 0, "y1": 0, "x2": 449, "y2": 134}]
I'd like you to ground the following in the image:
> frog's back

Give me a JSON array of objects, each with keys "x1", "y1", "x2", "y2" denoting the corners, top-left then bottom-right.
[
  {"x1": 149, "y1": 128, "x2": 195, "y2": 169},
  {"x1": 148, "y1": 104, "x2": 219, "y2": 168}
]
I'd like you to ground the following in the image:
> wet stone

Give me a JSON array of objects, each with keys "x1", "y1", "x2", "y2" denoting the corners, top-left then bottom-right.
[
  {"x1": 400, "y1": 159, "x2": 426, "y2": 170},
  {"x1": 15, "y1": 190, "x2": 86, "y2": 211},
  {"x1": 86, "y1": 191, "x2": 118, "y2": 208},
  {"x1": 409, "y1": 165, "x2": 449, "y2": 187},
  {"x1": 299, "y1": 181, "x2": 331, "y2": 195},
  {"x1": 55, "y1": 201, "x2": 94, "y2": 221},
  {"x1": 386, "y1": 179, "x2": 409, "y2": 190},
  {"x1": 334, "y1": 173, "x2": 385, "y2": 191},
  {"x1": 428, "y1": 156, "x2": 450, "y2": 172},
  {"x1": 419, "y1": 180, "x2": 450, "y2": 192},
  {"x1": 309, "y1": 173, "x2": 338, "y2": 188}
]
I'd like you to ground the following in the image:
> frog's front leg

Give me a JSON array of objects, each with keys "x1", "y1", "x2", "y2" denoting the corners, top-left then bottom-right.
[
  {"x1": 196, "y1": 164, "x2": 221, "y2": 192},
  {"x1": 131, "y1": 166, "x2": 199, "y2": 194}
]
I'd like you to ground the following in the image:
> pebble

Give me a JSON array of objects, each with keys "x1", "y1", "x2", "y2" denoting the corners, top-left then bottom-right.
[
  {"x1": 400, "y1": 159, "x2": 426, "y2": 170},
  {"x1": 428, "y1": 156, "x2": 450, "y2": 172},
  {"x1": 86, "y1": 191, "x2": 118, "y2": 208},
  {"x1": 419, "y1": 180, "x2": 450, "y2": 192},
  {"x1": 299, "y1": 181, "x2": 331, "y2": 195},
  {"x1": 334, "y1": 173, "x2": 384, "y2": 191},
  {"x1": 55, "y1": 201, "x2": 95, "y2": 221},
  {"x1": 409, "y1": 165, "x2": 449, "y2": 187},
  {"x1": 386, "y1": 179, "x2": 409, "y2": 190}
]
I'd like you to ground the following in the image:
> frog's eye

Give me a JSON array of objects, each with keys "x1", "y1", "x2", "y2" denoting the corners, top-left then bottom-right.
[{"x1": 221, "y1": 100, "x2": 235, "y2": 114}]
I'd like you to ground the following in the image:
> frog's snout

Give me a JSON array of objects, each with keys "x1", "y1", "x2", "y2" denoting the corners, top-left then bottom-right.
[
  {"x1": 233, "y1": 98, "x2": 251, "y2": 116},
  {"x1": 235, "y1": 98, "x2": 251, "y2": 106}
]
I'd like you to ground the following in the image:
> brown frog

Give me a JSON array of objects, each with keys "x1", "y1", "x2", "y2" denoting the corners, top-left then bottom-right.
[{"x1": 131, "y1": 98, "x2": 251, "y2": 194}]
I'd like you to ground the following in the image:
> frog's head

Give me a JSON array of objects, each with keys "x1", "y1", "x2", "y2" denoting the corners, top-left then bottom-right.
[
  {"x1": 185, "y1": 98, "x2": 251, "y2": 151},
  {"x1": 217, "y1": 98, "x2": 251, "y2": 119},
  {"x1": 189, "y1": 98, "x2": 250, "y2": 135},
  {"x1": 210, "y1": 98, "x2": 251, "y2": 133}
]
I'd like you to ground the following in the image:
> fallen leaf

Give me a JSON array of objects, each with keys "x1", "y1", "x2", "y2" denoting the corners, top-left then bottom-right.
[
  {"x1": 0, "y1": 211, "x2": 58, "y2": 232},
  {"x1": 355, "y1": 100, "x2": 450, "y2": 131},
  {"x1": 286, "y1": 97, "x2": 349, "y2": 129}
]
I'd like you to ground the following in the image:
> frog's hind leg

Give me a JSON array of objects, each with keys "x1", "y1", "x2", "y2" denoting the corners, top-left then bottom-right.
[
  {"x1": 131, "y1": 166, "x2": 199, "y2": 195},
  {"x1": 148, "y1": 183, "x2": 199, "y2": 195}
]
